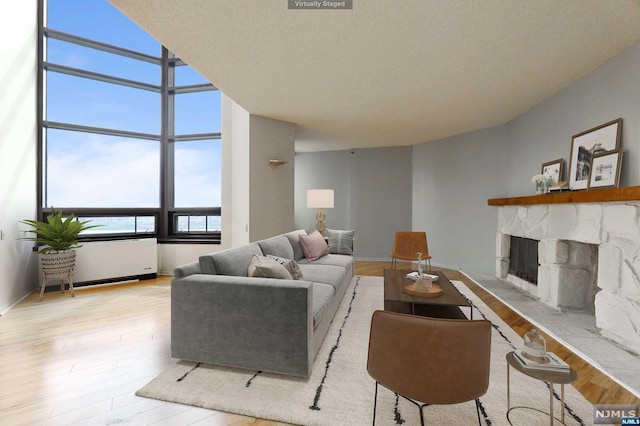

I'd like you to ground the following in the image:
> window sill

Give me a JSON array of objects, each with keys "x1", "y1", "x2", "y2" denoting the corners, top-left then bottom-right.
[{"x1": 158, "y1": 238, "x2": 221, "y2": 244}]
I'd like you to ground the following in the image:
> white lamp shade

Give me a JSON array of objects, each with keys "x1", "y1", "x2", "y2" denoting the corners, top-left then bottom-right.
[{"x1": 307, "y1": 189, "x2": 334, "y2": 208}]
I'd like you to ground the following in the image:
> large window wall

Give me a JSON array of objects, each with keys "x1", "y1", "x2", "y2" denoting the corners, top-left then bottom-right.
[{"x1": 38, "y1": 0, "x2": 221, "y2": 242}]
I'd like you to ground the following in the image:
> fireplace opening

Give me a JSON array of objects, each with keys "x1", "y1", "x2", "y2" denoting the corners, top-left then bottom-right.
[{"x1": 509, "y1": 236, "x2": 538, "y2": 284}]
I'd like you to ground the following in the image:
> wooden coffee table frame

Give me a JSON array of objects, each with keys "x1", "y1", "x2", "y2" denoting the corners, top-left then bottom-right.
[{"x1": 383, "y1": 269, "x2": 473, "y2": 319}]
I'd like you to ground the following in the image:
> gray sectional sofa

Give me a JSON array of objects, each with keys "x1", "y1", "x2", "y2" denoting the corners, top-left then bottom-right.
[{"x1": 171, "y1": 230, "x2": 354, "y2": 377}]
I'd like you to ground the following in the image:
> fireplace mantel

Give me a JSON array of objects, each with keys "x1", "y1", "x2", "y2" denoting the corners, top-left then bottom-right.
[{"x1": 488, "y1": 186, "x2": 640, "y2": 206}]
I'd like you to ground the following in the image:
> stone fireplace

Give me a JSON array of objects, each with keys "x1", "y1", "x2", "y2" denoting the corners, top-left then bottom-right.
[{"x1": 490, "y1": 190, "x2": 640, "y2": 355}]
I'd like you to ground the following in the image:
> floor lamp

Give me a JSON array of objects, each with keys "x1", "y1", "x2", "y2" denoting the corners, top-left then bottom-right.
[{"x1": 307, "y1": 189, "x2": 334, "y2": 236}]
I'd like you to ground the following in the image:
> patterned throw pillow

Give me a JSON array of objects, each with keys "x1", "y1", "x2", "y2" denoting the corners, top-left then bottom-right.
[
  {"x1": 299, "y1": 230, "x2": 330, "y2": 261},
  {"x1": 247, "y1": 255, "x2": 293, "y2": 280},
  {"x1": 327, "y1": 229, "x2": 355, "y2": 255},
  {"x1": 267, "y1": 255, "x2": 304, "y2": 280}
]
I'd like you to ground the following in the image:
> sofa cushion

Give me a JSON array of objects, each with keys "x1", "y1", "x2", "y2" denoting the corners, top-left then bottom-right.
[
  {"x1": 284, "y1": 229, "x2": 308, "y2": 261},
  {"x1": 267, "y1": 255, "x2": 304, "y2": 280},
  {"x1": 298, "y1": 253, "x2": 354, "y2": 270},
  {"x1": 298, "y1": 264, "x2": 347, "y2": 290},
  {"x1": 258, "y1": 235, "x2": 294, "y2": 260},
  {"x1": 327, "y1": 229, "x2": 355, "y2": 255},
  {"x1": 248, "y1": 255, "x2": 293, "y2": 280},
  {"x1": 202, "y1": 243, "x2": 263, "y2": 276},
  {"x1": 312, "y1": 282, "x2": 335, "y2": 329},
  {"x1": 299, "y1": 230, "x2": 329, "y2": 261}
]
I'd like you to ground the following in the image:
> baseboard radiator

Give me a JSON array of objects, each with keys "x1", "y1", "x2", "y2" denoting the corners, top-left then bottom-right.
[{"x1": 70, "y1": 238, "x2": 158, "y2": 285}]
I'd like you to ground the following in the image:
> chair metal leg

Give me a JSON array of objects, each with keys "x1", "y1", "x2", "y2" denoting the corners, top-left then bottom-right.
[
  {"x1": 395, "y1": 392, "x2": 427, "y2": 426},
  {"x1": 372, "y1": 381, "x2": 378, "y2": 425},
  {"x1": 377, "y1": 382, "x2": 482, "y2": 426}
]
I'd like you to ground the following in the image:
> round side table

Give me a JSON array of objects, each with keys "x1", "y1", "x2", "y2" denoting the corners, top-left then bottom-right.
[{"x1": 506, "y1": 351, "x2": 577, "y2": 425}]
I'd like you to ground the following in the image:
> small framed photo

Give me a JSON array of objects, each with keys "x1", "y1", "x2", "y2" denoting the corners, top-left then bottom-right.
[
  {"x1": 568, "y1": 118, "x2": 622, "y2": 190},
  {"x1": 588, "y1": 149, "x2": 622, "y2": 189},
  {"x1": 541, "y1": 159, "x2": 563, "y2": 186}
]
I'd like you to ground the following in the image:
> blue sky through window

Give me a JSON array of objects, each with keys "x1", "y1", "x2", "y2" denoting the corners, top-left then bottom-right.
[
  {"x1": 45, "y1": 0, "x2": 221, "y2": 214},
  {"x1": 47, "y1": 0, "x2": 160, "y2": 55},
  {"x1": 46, "y1": 72, "x2": 161, "y2": 132}
]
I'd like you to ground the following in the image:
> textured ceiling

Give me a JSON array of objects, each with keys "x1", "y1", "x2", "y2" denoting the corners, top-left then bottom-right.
[{"x1": 109, "y1": 0, "x2": 640, "y2": 152}]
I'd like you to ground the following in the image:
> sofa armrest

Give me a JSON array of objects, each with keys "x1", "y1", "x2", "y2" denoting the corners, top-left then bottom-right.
[
  {"x1": 171, "y1": 274, "x2": 314, "y2": 377},
  {"x1": 173, "y1": 261, "x2": 201, "y2": 278}
]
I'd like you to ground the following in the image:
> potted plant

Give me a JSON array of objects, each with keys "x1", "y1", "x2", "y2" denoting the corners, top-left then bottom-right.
[{"x1": 21, "y1": 207, "x2": 100, "y2": 274}]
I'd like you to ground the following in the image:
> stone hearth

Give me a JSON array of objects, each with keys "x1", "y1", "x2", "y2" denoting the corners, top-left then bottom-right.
[{"x1": 495, "y1": 202, "x2": 640, "y2": 354}]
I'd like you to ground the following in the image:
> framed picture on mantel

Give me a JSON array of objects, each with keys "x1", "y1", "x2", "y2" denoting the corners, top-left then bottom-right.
[
  {"x1": 568, "y1": 118, "x2": 622, "y2": 191},
  {"x1": 541, "y1": 159, "x2": 563, "y2": 187},
  {"x1": 588, "y1": 149, "x2": 623, "y2": 190}
]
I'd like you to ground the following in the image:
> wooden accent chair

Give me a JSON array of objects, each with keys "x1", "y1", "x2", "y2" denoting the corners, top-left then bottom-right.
[
  {"x1": 391, "y1": 231, "x2": 431, "y2": 270},
  {"x1": 367, "y1": 310, "x2": 492, "y2": 425}
]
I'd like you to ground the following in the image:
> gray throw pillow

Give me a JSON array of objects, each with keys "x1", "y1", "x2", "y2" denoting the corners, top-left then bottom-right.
[
  {"x1": 327, "y1": 229, "x2": 355, "y2": 255},
  {"x1": 248, "y1": 255, "x2": 293, "y2": 280},
  {"x1": 267, "y1": 255, "x2": 304, "y2": 280},
  {"x1": 258, "y1": 235, "x2": 294, "y2": 260}
]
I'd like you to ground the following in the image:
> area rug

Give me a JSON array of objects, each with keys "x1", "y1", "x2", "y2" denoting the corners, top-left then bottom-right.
[{"x1": 136, "y1": 276, "x2": 594, "y2": 425}]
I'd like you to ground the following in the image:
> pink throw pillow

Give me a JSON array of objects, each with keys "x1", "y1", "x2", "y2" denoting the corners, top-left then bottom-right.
[{"x1": 299, "y1": 230, "x2": 329, "y2": 261}]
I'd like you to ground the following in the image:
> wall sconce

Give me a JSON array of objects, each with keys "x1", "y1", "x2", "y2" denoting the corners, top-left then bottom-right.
[
  {"x1": 269, "y1": 160, "x2": 289, "y2": 167},
  {"x1": 307, "y1": 189, "x2": 334, "y2": 235}
]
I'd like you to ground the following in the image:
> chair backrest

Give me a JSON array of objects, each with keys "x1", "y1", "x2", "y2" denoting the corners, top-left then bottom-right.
[
  {"x1": 367, "y1": 310, "x2": 491, "y2": 405},
  {"x1": 391, "y1": 231, "x2": 429, "y2": 261}
]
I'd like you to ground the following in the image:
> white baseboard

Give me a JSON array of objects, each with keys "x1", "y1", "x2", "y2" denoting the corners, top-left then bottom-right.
[{"x1": 1, "y1": 289, "x2": 35, "y2": 316}]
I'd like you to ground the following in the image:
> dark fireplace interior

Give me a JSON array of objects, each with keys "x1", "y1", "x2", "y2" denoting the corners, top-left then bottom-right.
[{"x1": 509, "y1": 236, "x2": 539, "y2": 284}]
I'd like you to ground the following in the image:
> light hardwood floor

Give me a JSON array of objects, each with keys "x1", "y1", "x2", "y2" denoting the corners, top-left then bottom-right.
[{"x1": 0, "y1": 261, "x2": 636, "y2": 425}]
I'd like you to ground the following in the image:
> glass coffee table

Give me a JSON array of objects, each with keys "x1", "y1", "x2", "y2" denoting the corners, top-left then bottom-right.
[{"x1": 383, "y1": 269, "x2": 472, "y2": 319}]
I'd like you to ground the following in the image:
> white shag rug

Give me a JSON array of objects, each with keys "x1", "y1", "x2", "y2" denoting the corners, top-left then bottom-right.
[{"x1": 136, "y1": 276, "x2": 594, "y2": 425}]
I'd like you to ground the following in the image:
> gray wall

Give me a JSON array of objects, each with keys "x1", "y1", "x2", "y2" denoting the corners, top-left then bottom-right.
[
  {"x1": 249, "y1": 115, "x2": 297, "y2": 241},
  {"x1": 506, "y1": 40, "x2": 640, "y2": 195},
  {"x1": 412, "y1": 126, "x2": 509, "y2": 273},
  {"x1": 295, "y1": 147, "x2": 413, "y2": 259},
  {"x1": 413, "y1": 39, "x2": 640, "y2": 274}
]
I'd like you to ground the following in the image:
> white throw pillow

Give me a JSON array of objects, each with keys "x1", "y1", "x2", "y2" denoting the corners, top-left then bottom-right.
[
  {"x1": 267, "y1": 255, "x2": 304, "y2": 280},
  {"x1": 248, "y1": 255, "x2": 293, "y2": 280}
]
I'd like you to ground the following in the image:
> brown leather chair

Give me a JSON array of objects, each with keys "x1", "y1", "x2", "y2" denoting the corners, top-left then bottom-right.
[
  {"x1": 366, "y1": 310, "x2": 492, "y2": 425},
  {"x1": 391, "y1": 231, "x2": 431, "y2": 270}
]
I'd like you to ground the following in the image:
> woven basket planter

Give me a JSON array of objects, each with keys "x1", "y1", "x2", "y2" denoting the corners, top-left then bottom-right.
[{"x1": 40, "y1": 250, "x2": 76, "y2": 278}]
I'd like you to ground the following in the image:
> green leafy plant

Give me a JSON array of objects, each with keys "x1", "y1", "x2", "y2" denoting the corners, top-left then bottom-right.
[{"x1": 20, "y1": 207, "x2": 100, "y2": 254}]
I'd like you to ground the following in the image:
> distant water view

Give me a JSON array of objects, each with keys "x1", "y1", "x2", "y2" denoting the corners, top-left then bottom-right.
[{"x1": 78, "y1": 215, "x2": 221, "y2": 234}]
